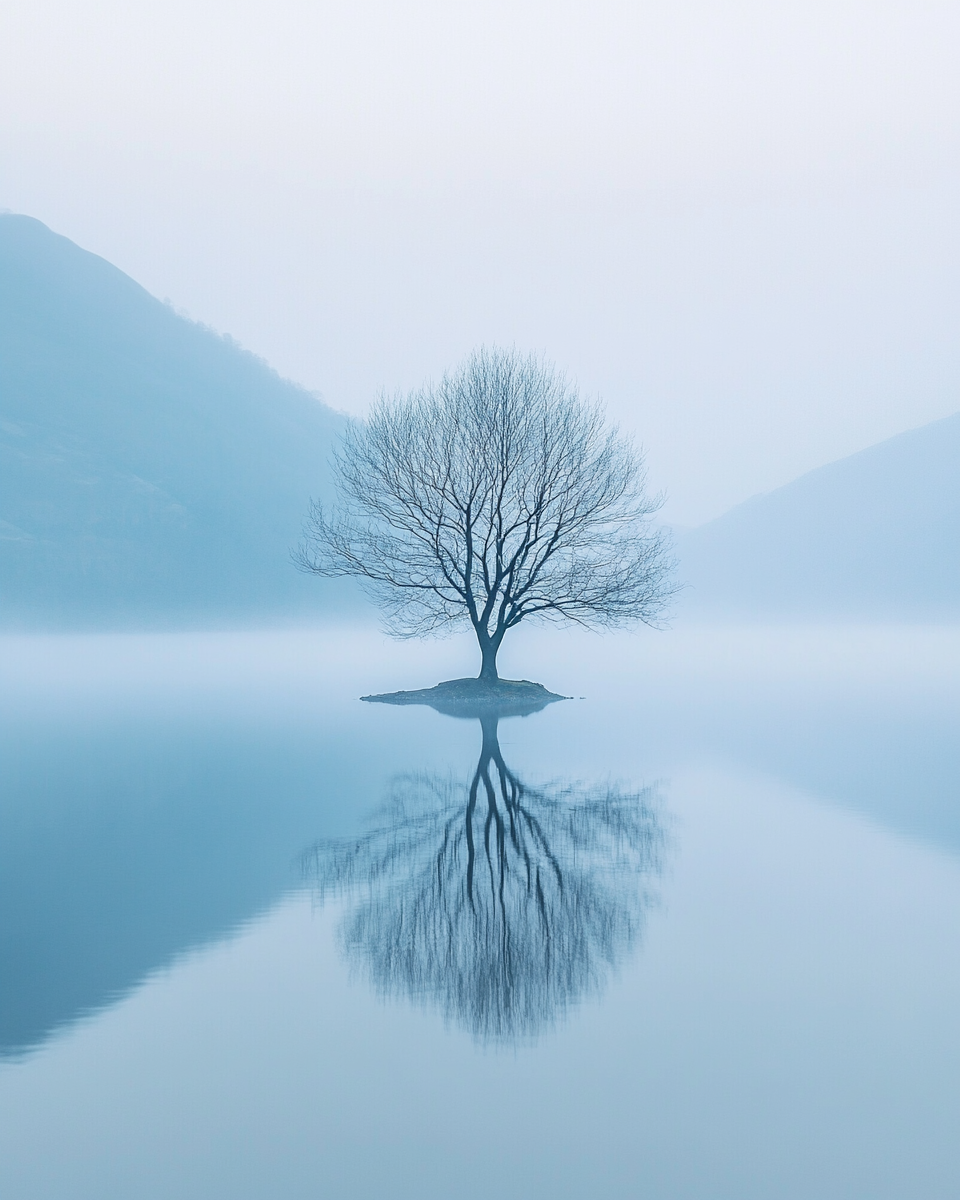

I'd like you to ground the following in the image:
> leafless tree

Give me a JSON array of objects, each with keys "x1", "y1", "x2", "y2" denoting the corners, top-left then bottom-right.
[
  {"x1": 297, "y1": 348, "x2": 675, "y2": 679},
  {"x1": 304, "y1": 709, "x2": 665, "y2": 1043}
]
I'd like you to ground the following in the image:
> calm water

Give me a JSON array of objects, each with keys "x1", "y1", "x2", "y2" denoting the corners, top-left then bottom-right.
[{"x1": 2, "y1": 624, "x2": 960, "y2": 1198}]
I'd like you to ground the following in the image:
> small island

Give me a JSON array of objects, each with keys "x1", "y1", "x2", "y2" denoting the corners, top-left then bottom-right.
[{"x1": 361, "y1": 677, "x2": 568, "y2": 719}]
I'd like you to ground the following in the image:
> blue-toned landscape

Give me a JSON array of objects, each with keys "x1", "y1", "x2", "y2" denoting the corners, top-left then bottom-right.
[
  {"x1": 3, "y1": 206, "x2": 960, "y2": 1200},
  {"x1": 3, "y1": 5, "x2": 960, "y2": 1195}
]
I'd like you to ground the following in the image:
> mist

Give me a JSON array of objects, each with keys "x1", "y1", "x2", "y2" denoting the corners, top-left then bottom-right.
[
  {"x1": 3, "y1": 0, "x2": 959, "y2": 523},
  {"x1": 3, "y1": 5, "x2": 960, "y2": 1195}
]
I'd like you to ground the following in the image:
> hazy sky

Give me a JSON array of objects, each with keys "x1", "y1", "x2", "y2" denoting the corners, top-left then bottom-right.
[{"x1": 2, "y1": 0, "x2": 958, "y2": 523}]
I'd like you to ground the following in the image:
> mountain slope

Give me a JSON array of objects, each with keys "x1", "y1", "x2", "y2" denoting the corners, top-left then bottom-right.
[
  {"x1": 0, "y1": 214, "x2": 346, "y2": 628},
  {"x1": 678, "y1": 412, "x2": 960, "y2": 619}
]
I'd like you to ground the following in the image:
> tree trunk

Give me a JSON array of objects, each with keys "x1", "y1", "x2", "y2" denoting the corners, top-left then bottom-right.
[{"x1": 477, "y1": 633, "x2": 500, "y2": 680}]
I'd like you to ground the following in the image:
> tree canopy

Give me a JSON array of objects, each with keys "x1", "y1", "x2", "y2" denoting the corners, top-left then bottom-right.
[{"x1": 298, "y1": 347, "x2": 675, "y2": 677}]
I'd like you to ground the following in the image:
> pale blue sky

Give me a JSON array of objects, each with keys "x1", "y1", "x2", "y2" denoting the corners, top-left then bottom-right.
[{"x1": 2, "y1": 0, "x2": 958, "y2": 523}]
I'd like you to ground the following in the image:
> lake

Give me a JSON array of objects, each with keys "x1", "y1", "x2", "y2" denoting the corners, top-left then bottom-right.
[{"x1": 2, "y1": 623, "x2": 960, "y2": 1198}]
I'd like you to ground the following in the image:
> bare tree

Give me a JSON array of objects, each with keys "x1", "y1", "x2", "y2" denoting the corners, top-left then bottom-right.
[{"x1": 297, "y1": 347, "x2": 675, "y2": 679}]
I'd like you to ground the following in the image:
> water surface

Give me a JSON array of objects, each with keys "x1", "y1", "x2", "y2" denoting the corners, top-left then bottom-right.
[{"x1": 2, "y1": 625, "x2": 959, "y2": 1197}]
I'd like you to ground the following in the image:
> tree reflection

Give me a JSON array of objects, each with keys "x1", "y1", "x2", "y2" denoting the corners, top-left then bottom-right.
[{"x1": 304, "y1": 705, "x2": 665, "y2": 1043}]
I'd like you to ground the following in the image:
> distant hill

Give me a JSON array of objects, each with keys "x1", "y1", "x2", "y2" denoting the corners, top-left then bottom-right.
[
  {"x1": 678, "y1": 412, "x2": 960, "y2": 619},
  {"x1": 0, "y1": 214, "x2": 349, "y2": 629}
]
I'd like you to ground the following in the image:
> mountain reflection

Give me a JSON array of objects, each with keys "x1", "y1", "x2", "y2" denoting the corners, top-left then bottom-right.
[{"x1": 304, "y1": 703, "x2": 665, "y2": 1043}]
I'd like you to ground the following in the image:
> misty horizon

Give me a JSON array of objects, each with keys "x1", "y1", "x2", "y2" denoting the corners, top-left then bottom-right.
[{"x1": 3, "y1": 5, "x2": 959, "y2": 1196}]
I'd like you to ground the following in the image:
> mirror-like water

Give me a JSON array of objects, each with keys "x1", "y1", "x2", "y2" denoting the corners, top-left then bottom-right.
[{"x1": 1, "y1": 625, "x2": 959, "y2": 1198}]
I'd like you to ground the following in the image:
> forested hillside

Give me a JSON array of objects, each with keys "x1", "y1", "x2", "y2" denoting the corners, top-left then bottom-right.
[{"x1": 0, "y1": 215, "x2": 347, "y2": 628}]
